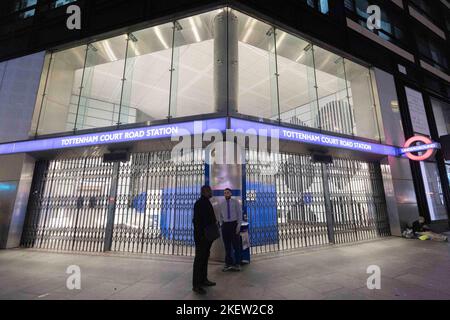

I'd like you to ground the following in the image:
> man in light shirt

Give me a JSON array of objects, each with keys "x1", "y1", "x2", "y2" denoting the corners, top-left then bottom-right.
[{"x1": 217, "y1": 188, "x2": 242, "y2": 271}]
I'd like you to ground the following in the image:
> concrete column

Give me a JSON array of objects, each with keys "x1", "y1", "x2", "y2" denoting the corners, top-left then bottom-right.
[
  {"x1": 0, "y1": 154, "x2": 36, "y2": 249},
  {"x1": 207, "y1": 141, "x2": 244, "y2": 262},
  {"x1": 210, "y1": 10, "x2": 241, "y2": 263},
  {"x1": 372, "y1": 68, "x2": 420, "y2": 235},
  {"x1": 0, "y1": 52, "x2": 45, "y2": 141},
  {"x1": 214, "y1": 9, "x2": 239, "y2": 114}
]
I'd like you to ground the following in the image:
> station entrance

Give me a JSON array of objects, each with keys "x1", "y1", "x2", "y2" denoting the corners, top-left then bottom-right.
[{"x1": 21, "y1": 150, "x2": 390, "y2": 256}]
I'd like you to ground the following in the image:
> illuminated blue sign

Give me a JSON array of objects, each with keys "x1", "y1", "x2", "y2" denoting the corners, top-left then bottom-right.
[
  {"x1": 400, "y1": 143, "x2": 440, "y2": 154},
  {"x1": 0, "y1": 118, "x2": 227, "y2": 155},
  {"x1": 0, "y1": 117, "x2": 401, "y2": 157},
  {"x1": 230, "y1": 118, "x2": 399, "y2": 157}
]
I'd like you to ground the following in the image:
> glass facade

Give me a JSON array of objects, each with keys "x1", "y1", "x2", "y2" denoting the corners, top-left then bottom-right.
[
  {"x1": 170, "y1": 12, "x2": 216, "y2": 118},
  {"x1": 32, "y1": 7, "x2": 382, "y2": 141},
  {"x1": 35, "y1": 45, "x2": 85, "y2": 135},
  {"x1": 420, "y1": 161, "x2": 448, "y2": 221},
  {"x1": 122, "y1": 23, "x2": 173, "y2": 125}
]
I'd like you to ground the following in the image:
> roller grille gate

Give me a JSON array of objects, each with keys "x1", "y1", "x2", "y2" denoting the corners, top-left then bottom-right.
[
  {"x1": 21, "y1": 150, "x2": 205, "y2": 256},
  {"x1": 21, "y1": 157, "x2": 113, "y2": 252},
  {"x1": 245, "y1": 151, "x2": 391, "y2": 254},
  {"x1": 112, "y1": 150, "x2": 204, "y2": 256},
  {"x1": 328, "y1": 159, "x2": 391, "y2": 243}
]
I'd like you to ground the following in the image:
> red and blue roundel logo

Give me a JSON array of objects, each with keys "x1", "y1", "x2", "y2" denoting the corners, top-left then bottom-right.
[{"x1": 401, "y1": 136, "x2": 440, "y2": 161}]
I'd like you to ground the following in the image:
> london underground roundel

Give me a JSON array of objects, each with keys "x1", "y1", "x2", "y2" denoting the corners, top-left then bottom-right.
[{"x1": 401, "y1": 136, "x2": 440, "y2": 161}]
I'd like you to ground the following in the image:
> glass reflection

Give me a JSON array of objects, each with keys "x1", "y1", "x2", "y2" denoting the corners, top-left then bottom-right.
[
  {"x1": 121, "y1": 23, "x2": 174, "y2": 125},
  {"x1": 75, "y1": 35, "x2": 127, "y2": 130}
]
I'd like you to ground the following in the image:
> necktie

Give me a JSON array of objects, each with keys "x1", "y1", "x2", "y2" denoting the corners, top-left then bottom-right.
[{"x1": 227, "y1": 200, "x2": 231, "y2": 220}]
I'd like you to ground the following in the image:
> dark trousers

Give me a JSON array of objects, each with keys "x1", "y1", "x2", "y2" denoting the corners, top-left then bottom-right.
[
  {"x1": 192, "y1": 239, "x2": 213, "y2": 287},
  {"x1": 221, "y1": 221, "x2": 241, "y2": 266}
]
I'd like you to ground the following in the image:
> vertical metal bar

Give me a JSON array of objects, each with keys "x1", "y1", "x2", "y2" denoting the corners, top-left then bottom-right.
[
  {"x1": 117, "y1": 34, "x2": 130, "y2": 127},
  {"x1": 37, "y1": 160, "x2": 57, "y2": 249},
  {"x1": 321, "y1": 163, "x2": 334, "y2": 244},
  {"x1": 296, "y1": 154, "x2": 307, "y2": 248},
  {"x1": 72, "y1": 157, "x2": 88, "y2": 251},
  {"x1": 34, "y1": 52, "x2": 53, "y2": 137},
  {"x1": 341, "y1": 59, "x2": 355, "y2": 137},
  {"x1": 104, "y1": 162, "x2": 120, "y2": 252},
  {"x1": 74, "y1": 45, "x2": 90, "y2": 132},
  {"x1": 139, "y1": 153, "x2": 150, "y2": 253}
]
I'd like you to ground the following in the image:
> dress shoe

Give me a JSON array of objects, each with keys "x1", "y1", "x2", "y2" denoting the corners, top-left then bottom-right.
[
  {"x1": 203, "y1": 280, "x2": 216, "y2": 286},
  {"x1": 231, "y1": 265, "x2": 241, "y2": 271},
  {"x1": 192, "y1": 287, "x2": 207, "y2": 295}
]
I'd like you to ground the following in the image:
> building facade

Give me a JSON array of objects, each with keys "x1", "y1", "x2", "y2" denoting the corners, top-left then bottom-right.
[{"x1": 0, "y1": 0, "x2": 449, "y2": 256}]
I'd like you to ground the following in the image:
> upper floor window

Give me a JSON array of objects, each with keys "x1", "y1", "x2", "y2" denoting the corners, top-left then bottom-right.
[
  {"x1": 431, "y1": 98, "x2": 450, "y2": 137},
  {"x1": 416, "y1": 34, "x2": 449, "y2": 72},
  {"x1": 345, "y1": 0, "x2": 407, "y2": 49},
  {"x1": 305, "y1": 0, "x2": 330, "y2": 14},
  {"x1": 51, "y1": 0, "x2": 76, "y2": 9},
  {"x1": 445, "y1": 10, "x2": 450, "y2": 33},
  {"x1": 13, "y1": 0, "x2": 37, "y2": 19},
  {"x1": 409, "y1": 0, "x2": 444, "y2": 25}
]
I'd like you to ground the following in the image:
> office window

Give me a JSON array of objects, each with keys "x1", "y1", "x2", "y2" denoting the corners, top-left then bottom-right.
[
  {"x1": 445, "y1": 11, "x2": 450, "y2": 33},
  {"x1": 51, "y1": 0, "x2": 77, "y2": 8},
  {"x1": 409, "y1": 0, "x2": 443, "y2": 25},
  {"x1": 416, "y1": 34, "x2": 449, "y2": 72},
  {"x1": 305, "y1": 0, "x2": 330, "y2": 14},
  {"x1": 345, "y1": 0, "x2": 407, "y2": 48},
  {"x1": 431, "y1": 98, "x2": 450, "y2": 137},
  {"x1": 13, "y1": 0, "x2": 37, "y2": 18},
  {"x1": 14, "y1": 0, "x2": 37, "y2": 11}
]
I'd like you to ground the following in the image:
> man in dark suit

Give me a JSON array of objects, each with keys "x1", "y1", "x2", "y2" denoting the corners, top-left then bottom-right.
[{"x1": 192, "y1": 185, "x2": 217, "y2": 295}]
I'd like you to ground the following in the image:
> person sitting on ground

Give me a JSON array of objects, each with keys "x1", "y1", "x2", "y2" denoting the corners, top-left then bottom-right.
[
  {"x1": 411, "y1": 216, "x2": 448, "y2": 242},
  {"x1": 412, "y1": 216, "x2": 431, "y2": 233}
]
